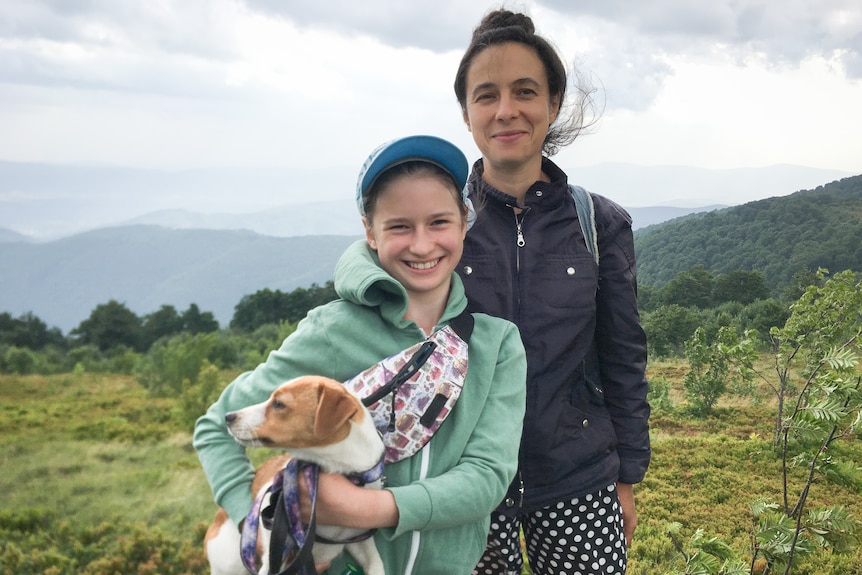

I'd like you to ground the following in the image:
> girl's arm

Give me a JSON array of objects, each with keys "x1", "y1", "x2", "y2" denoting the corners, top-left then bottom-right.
[{"x1": 193, "y1": 310, "x2": 337, "y2": 526}]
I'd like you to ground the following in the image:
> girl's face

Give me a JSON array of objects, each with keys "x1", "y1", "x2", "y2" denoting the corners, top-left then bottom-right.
[
  {"x1": 462, "y1": 42, "x2": 559, "y2": 175},
  {"x1": 364, "y1": 173, "x2": 466, "y2": 306}
]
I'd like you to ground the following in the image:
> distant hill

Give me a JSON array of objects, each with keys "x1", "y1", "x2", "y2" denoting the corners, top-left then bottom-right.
[
  {"x1": 627, "y1": 205, "x2": 725, "y2": 229},
  {"x1": 0, "y1": 205, "x2": 715, "y2": 334},
  {"x1": 1, "y1": 159, "x2": 848, "y2": 239},
  {"x1": 121, "y1": 203, "x2": 718, "y2": 235},
  {"x1": 122, "y1": 201, "x2": 366, "y2": 238},
  {"x1": 1, "y1": 200, "x2": 717, "y2": 243},
  {"x1": 0, "y1": 227, "x2": 359, "y2": 333},
  {"x1": 4, "y1": 173, "x2": 859, "y2": 334},
  {"x1": 0, "y1": 228, "x2": 32, "y2": 243},
  {"x1": 634, "y1": 174, "x2": 862, "y2": 289},
  {"x1": 567, "y1": 162, "x2": 850, "y2": 208}
]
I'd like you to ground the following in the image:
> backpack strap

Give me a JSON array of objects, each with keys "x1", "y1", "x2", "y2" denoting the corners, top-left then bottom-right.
[{"x1": 568, "y1": 184, "x2": 599, "y2": 265}]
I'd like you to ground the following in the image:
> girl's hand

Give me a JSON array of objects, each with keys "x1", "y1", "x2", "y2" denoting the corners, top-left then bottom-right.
[{"x1": 299, "y1": 471, "x2": 399, "y2": 529}]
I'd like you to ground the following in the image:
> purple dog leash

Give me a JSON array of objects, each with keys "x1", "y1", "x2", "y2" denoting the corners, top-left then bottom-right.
[
  {"x1": 241, "y1": 459, "x2": 319, "y2": 575},
  {"x1": 240, "y1": 455, "x2": 385, "y2": 575}
]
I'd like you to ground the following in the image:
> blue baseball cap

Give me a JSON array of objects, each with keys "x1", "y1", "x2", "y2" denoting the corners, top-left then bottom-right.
[{"x1": 356, "y1": 135, "x2": 470, "y2": 217}]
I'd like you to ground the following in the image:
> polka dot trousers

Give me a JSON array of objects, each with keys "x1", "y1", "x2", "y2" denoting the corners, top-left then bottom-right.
[{"x1": 472, "y1": 484, "x2": 627, "y2": 575}]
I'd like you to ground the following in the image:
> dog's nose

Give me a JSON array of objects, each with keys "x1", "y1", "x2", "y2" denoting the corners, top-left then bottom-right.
[{"x1": 225, "y1": 412, "x2": 237, "y2": 424}]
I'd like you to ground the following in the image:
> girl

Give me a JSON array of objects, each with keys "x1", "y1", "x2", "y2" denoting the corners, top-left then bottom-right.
[
  {"x1": 194, "y1": 135, "x2": 527, "y2": 575},
  {"x1": 453, "y1": 10, "x2": 652, "y2": 575}
]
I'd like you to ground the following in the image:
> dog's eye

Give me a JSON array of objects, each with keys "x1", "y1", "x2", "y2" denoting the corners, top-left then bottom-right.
[{"x1": 271, "y1": 399, "x2": 286, "y2": 410}]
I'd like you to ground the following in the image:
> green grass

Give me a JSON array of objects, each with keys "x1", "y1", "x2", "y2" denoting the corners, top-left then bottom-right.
[
  {"x1": 2, "y1": 370, "x2": 861, "y2": 574},
  {"x1": 0, "y1": 374, "x2": 214, "y2": 574},
  {"x1": 0, "y1": 373, "x2": 210, "y2": 538},
  {"x1": 0, "y1": 437, "x2": 212, "y2": 534}
]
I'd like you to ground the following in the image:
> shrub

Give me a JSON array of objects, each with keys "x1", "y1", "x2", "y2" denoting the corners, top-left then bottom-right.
[
  {"x1": 3, "y1": 346, "x2": 37, "y2": 375},
  {"x1": 178, "y1": 360, "x2": 225, "y2": 429},
  {"x1": 0, "y1": 508, "x2": 209, "y2": 575},
  {"x1": 136, "y1": 333, "x2": 218, "y2": 396},
  {"x1": 683, "y1": 326, "x2": 756, "y2": 416},
  {"x1": 643, "y1": 304, "x2": 701, "y2": 357},
  {"x1": 669, "y1": 269, "x2": 862, "y2": 573},
  {"x1": 647, "y1": 375, "x2": 674, "y2": 413},
  {"x1": 68, "y1": 344, "x2": 108, "y2": 373}
]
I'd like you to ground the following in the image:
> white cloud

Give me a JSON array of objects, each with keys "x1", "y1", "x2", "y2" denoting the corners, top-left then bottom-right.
[
  {"x1": 558, "y1": 48, "x2": 862, "y2": 173},
  {"x1": 237, "y1": 0, "x2": 483, "y2": 51},
  {"x1": 0, "y1": 0, "x2": 860, "y2": 180}
]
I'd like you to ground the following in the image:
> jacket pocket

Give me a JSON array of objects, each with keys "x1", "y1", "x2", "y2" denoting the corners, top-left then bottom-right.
[
  {"x1": 458, "y1": 253, "x2": 516, "y2": 319},
  {"x1": 557, "y1": 399, "x2": 616, "y2": 460},
  {"x1": 534, "y1": 253, "x2": 597, "y2": 311}
]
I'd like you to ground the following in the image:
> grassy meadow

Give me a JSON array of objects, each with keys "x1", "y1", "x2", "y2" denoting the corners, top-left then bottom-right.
[{"x1": 1, "y1": 365, "x2": 860, "y2": 574}]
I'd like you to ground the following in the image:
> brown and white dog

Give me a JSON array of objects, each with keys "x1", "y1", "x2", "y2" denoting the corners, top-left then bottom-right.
[{"x1": 204, "y1": 375, "x2": 386, "y2": 575}]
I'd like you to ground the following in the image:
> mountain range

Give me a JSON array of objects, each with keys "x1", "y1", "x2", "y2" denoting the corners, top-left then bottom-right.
[
  {"x1": 0, "y1": 199, "x2": 722, "y2": 333},
  {"x1": 1, "y1": 165, "x2": 857, "y2": 334},
  {"x1": 633, "y1": 173, "x2": 862, "y2": 289},
  {"x1": 0, "y1": 227, "x2": 359, "y2": 333},
  {"x1": 1, "y1": 160, "x2": 850, "y2": 240},
  {"x1": 0, "y1": 203, "x2": 712, "y2": 334}
]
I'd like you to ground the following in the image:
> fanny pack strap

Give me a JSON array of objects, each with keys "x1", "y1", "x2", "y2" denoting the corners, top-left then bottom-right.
[
  {"x1": 447, "y1": 308, "x2": 475, "y2": 342},
  {"x1": 361, "y1": 309, "x2": 473, "y2": 408},
  {"x1": 346, "y1": 308, "x2": 473, "y2": 463},
  {"x1": 360, "y1": 309, "x2": 474, "y2": 433},
  {"x1": 361, "y1": 341, "x2": 437, "y2": 409}
]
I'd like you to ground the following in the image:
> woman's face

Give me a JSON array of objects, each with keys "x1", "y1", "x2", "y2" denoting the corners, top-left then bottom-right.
[
  {"x1": 462, "y1": 42, "x2": 559, "y2": 175},
  {"x1": 364, "y1": 173, "x2": 466, "y2": 306}
]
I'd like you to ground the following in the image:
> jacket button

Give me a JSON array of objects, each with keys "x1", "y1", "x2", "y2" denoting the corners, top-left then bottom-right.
[
  {"x1": 463, "y1": 266, "x2": 473, "y2": 275},
  {"x1": 505, "y1": 497, "x2": 516, "y2": 508},
  {"x1": 567, "y1": 267, "x2": 575, "y2": 275},
  {"x1": 582, "y1": 419, "x2": 589, "y2": 427}
]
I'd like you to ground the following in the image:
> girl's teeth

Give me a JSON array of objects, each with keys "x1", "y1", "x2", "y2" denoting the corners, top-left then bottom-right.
[{"x1": 409, "y1": 259, "x2": 439, "y2": 270}]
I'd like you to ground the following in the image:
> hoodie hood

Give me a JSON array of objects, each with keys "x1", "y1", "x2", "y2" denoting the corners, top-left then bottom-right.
[{"x1": 333, "y1": 239, "x2": 468, "y2": 330}]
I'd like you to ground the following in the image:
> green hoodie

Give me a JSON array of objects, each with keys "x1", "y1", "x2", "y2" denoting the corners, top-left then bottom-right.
[{"x1": 194, "y1": 240, "x2": 526, "y2": 575}]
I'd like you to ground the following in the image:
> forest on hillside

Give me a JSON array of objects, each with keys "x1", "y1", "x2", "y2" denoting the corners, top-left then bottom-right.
[{"x1": 634, "y1": 174, "x2": 862, "y2": 290}]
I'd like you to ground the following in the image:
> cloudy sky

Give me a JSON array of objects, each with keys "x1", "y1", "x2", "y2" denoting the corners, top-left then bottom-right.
[{"x1": 2, "y1": 0, "x2": 861, "y2": 223}]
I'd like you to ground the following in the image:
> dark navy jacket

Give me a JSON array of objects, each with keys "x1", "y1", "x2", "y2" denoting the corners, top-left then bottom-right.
[{"x1": 456, "y1": 158, "x2": 651, "y2": 514}]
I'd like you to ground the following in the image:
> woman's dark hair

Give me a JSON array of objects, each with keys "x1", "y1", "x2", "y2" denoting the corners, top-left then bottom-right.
[
  {"x1": 362, "y1": 161, "x2": 466, "y2": 224},
  {"x1": 454, "y1": 9, "x2": 600, "y2": 156}
]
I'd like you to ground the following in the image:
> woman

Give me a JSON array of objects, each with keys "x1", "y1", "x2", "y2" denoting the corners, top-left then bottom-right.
[
  {"x1": 194, "y1": 135, "x2": 527, "y2": 574},
  {"x1": 453, "y1": 10, "x2": 652, "y2": 575}
]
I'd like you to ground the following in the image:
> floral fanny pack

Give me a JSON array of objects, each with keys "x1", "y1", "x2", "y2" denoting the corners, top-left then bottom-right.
[{"x1": 344, "y1": 311, "x2": 473, "y2": 463}]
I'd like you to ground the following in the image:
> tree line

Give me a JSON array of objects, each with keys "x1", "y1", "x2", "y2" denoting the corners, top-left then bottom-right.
[
  {"x1": 0, "y1": 282, "x2": 335, "y2": 375},
  {"x1": 636, "y1": 265, "x2": 826, "y2": 358},
  {"x1": 1, "y1": 262, "x2": 828, "y2": 377}
]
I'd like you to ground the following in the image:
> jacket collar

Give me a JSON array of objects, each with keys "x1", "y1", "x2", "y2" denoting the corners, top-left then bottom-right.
[{"x1": 468, "y1": 157, "x2": 569, "y2": 211}]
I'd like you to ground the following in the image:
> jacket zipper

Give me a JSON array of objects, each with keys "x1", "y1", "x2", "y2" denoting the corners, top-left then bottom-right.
[
  {"x1": 514, "y1": 209, "x2": 527, "y2": 318},
  {"x1": 514, "y1": 209, "x2": 527, "y2": 277},
  {"x1": 515, "y1": 210, "x2": 526, "y2": 249},
  {"x1": 402, "y1": 442, "x2": 431, "y2": 574}
]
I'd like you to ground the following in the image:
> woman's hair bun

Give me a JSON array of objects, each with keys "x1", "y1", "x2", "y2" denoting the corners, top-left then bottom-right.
[{"x1": 473, "y1": 9, "x2": 535, "y2": 41}]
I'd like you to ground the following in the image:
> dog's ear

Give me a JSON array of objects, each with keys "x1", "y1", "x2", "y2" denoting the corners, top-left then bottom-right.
[{"x1": 313, "y1": 383, "x2": 359, "y2": 439}]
